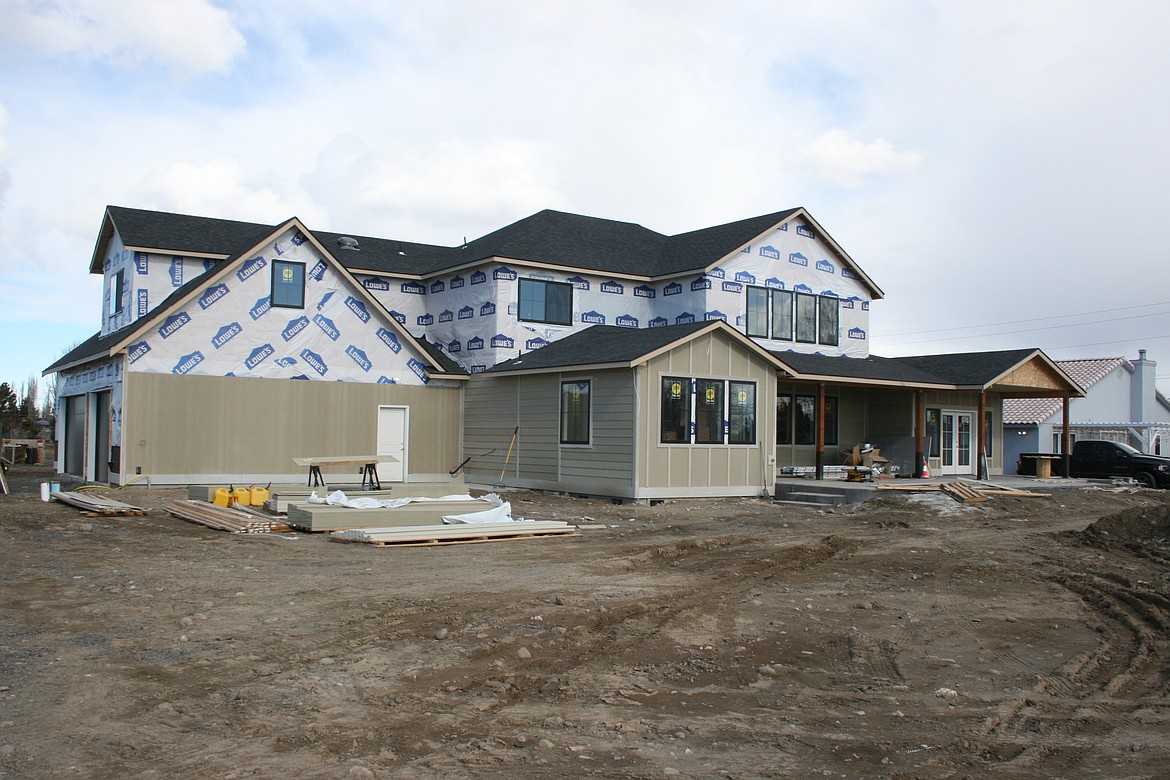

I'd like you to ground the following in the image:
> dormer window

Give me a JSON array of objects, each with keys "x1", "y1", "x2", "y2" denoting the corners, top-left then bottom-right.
[{"x1": 109, "y1": 269, "x2": 125, "y2": 316}]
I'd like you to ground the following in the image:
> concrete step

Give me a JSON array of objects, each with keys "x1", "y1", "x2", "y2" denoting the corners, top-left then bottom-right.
[
  {"x1": 782, "y1": 490, "x2": 847, "y2": 506},
  {"x1": 772, "y1": 499, "x2": 835, "y2": 509}
]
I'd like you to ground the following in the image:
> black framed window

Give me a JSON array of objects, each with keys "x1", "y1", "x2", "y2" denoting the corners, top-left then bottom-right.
[
  {"x1": 776, "y1": 394, "x2": 792, "y2": 445},
  {"x1": 772, "y1": 290, "x2": 794, "y2": 340},
  {"x1": 695, "y1": 379, "x2": 724, "y2": 444},
  {"x1": 795, "y1": 294, "x2": 817, "y2": 343},
  {"x1": 794, "y1": 394, "x2": 816, "y2": 444},
  {"x1": 272, "y1": 260, "x2": 306, "y2": 309},
  {"x1": 745, "y1": 287, "x2": 769, "y2": 338},
  {"x1": 661, "y1": 377, "x2": 691, "y2": 443},
  {"x1": 560, "y1": 380, "x2": 591, "y2": 445},
  {"x1": 818, "y1": 296, "x2": 839, "y2": 346},
  {"x1": 729, "y1": 381, "x2": 756, "y2": 445},
  {"x1": 110, "y1": 269, "x2": 125, "y2": 315},
  {"x1": 519, "y1": 278, "x2": 572, "y2": 325},
  {"x1": 926, "y1": 408, "x2": 941, "y2": 458}
]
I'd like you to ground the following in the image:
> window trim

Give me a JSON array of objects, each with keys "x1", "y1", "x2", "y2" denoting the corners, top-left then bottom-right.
[
  {"x1": 660, "y1": 375, "x2": 758, "y2": 447},
  {"x1": 660, "y1": 376, "x2": 691, "y2": 444},
  {"x1": 817, "y1": 295, "x2": 839, "y2": 347},
  {"x1": 518, "y1": 278, "x2": 573, "y2": 326},
  {"x1": 559, "y1": 378, "x2": 592, "y2": 446},
  {"x1": 271, "y1": 259, "x2": 306, "y2": 309},
  {"x1": 728, "y1": 380, "x2": 757, "y2": 445},
  {"x1": 694, "y1": 378, "x2": 725, "y2": 445}
]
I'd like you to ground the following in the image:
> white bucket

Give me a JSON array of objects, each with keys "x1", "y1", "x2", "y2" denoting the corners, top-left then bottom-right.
[{"x1": 40, "y1": 482, "x2": 50, "y2": 502}]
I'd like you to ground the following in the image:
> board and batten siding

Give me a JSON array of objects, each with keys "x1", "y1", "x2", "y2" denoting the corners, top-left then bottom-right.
[
  {"x1": 462, "y1": 371, "x2": 636, "y2": 496},
  {"x1": 121, "y1": 372, "x2": 462, "y2": 484},
  {"x1": 637, "y1": 331, "x2": 777, "y2": 498}
]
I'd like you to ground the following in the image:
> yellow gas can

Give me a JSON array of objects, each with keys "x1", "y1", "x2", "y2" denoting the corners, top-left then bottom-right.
[
  {"x1": 214, "y1": 488, "x2": 231, "y2": 507},
  {"x1": 249, "y1": 486, "x2": 269, "y2": 506},
  {"x1": 232, "y1": 487, "x2": 252, "y2": 507}
]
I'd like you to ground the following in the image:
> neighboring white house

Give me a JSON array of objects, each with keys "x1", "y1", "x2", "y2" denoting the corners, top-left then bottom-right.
[{"x1": 1003, "y1": 349, "x2": 1170, "y2": 470}]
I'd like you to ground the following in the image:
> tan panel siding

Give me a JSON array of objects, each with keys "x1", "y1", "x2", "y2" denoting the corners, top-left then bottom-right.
[
  {"x1": 123, "y1": 373, "x2": 461, "y2": 479},
  {"x1": 558, "y1": 371, "x2": 635, "y2": 486}
]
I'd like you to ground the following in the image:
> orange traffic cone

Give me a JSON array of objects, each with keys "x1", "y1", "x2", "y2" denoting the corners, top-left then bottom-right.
[{"x1": 920, "y1": 459, "x2": 931, "y2": 479}]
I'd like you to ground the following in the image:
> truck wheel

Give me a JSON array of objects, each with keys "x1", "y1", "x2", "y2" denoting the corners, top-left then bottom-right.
[{"x1": 1134, "y1": 471, "x2": 1157, "y2": 488}]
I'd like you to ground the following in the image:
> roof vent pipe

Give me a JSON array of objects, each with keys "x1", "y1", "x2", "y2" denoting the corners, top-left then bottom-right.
[{"x1": 338, "y1": 236, "x2": 360, "y2": 250}]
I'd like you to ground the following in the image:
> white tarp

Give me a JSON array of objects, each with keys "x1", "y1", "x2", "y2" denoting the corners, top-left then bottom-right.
[{"x1": 307, "y1": 490, "x2": 483, "y2": 509}]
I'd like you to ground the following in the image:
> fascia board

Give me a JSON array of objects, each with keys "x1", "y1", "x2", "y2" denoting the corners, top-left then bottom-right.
[
  {"x1": 122, "y1": 245, "x2": 229, "y2": 262},
  {"x1": 485, "y1": 360, "x2": 636, "y2": 378},
  {"x1": 984, "y1": 350, "x2": 1088, "y2": 398}
]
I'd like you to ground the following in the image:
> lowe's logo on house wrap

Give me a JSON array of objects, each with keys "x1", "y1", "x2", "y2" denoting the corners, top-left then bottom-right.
[
  {"x1": 458, "y1": 305, "x2": 474, "y2": 320},
  {"x1": 376, "y1": 327, "x2": 402, "y2": 353},
  {"x1": 447, "y1": 340, "x2": 462, "y2": 353},
  {"x1": 676, "y1": 312, "x2": 696, "y2": 324},
  {"x1": 275, "y1": 356, "x2": 298, "y2": 368},
  {"x1": 158, "y1": 312, "x2": 191, "y2": 339},
  {"x1": 137, "y1": 289, "x2": 149, "y2": 317},
  {"x1": 580, "y1": 310, "x2": 605, "y2": 324},
  {"x1": 363, "y1": 277, "x2": 390, "y2": 292},
  {"x1": 315, "y1": 290, "x2": 335, "y2": 311},
  {"x1": 706, "y1": 310, "x2": 727, "y2": 322},
  {"x1": 172, "y1": 351, "x2": 205, "y2": 375},
  {"x1": 735, "y1": 271, "x2": 757, "y2": 285},
  {"x1": 842, "y1": 267, "x2": 858, "y2": 280},
  {"x1": 135, "y1": 252, "x2": 149, "y2": 274},
  {"x1": 127, "y1": 341, "x2": 151, "y2": 364},
  {"x1": 796, "y1": 224, "x2": 815, "y2": 238},
  {"x1": 663, "y1": 282, "x2": 682, "y2": 297},
  {"x1": 816, "y1": 258, "x2": 836, "y2": 275},
  {"x1": 377, "y1": 376, "x2": 397, "y2": 385},
  {"x1": 759, "y1": 245, "x2": 780, "y2": 260},
  {"x1": 430, "y1": 280, "x2": 445, "y2": 294},
  {"x1": 794, "y1": 283, "x2": 813, "y2": 294},
  {"x1": 344, "y1": 296, "x2": 371, "y2": 323},
  {"x1": 525, "y1": 337, "x2": 549, "y2": 350},
  {"x1": 170, "y1": 257, "x2": 183, "y2": 287},
  {"x1": 312, "y1": 314, "x2": 341, "y2": 341},
  {"x1": 649, "y1": 316, "x2": 669, "y2": 328},
  {"x1": 493, "y1": 267, "x2": 518, "y2": 281},
  {"x1": 568, "y1": 276, "x2": 589, "y2": 291},
  {"x1": 616, "y1": 314, "x2": 638, "y2": 328},
  {"x1": 470, "y1": 270, "x2": 487, "y2": 285},
  {"x1": 691, "y1": 277, "x2": 711, "y2": 291},
  {"x1": 467, "y1": 336, "x2": 484, "y2": 351},
  {"x1": 345, "y1": 345, "x2": 372, "y2": 372},
  {"x1": 820, "y1": 289, "x2": 838, "y2": 298},
  {"x1": 789, "y1": 252, "x2": 809, "y2": 267},
  {"x1": 401, "y1": 281, "x2": 426, "y2": 295},
  {"x1": 600, "y1": 280, "x2": 624, "y2": 295},
  {"x1": 308, "y1": 260, "x2": 326, "y2": 282},
  {"x1": 765, "y1": 277, "x2": 784, "y2": 289},
  {"x1": 491, "y1": 334, "x2": 515, "y2": 349},
  {"x1": 842, "y1": 298, "x2": 856, "y2": 310},
  {"x1": 480, "y1": 302, "x2": 496, "y2": 316},
  {"x1": 439, "y1": 309, "x2": 453, "y2": 323},
  {"x1": 388, "y1": 310, "x2": 406, "y2": 325},
  {"x1": 449, "y1": 275, "x2": 465, "y2": 289},
  {"x1": 634, "y1": 284, "x2": 655, "y2": 299},
  {"x1": 281, "y1": 316, "x2": 310, "y2": 341},
  {"x1": 249, "y1": 296, "x2": 272, "y2": 320},
  {"x1": 708, "y1": 267, "x2": 726, "y2": 279},
  {"x1": 198, "y1": 283, "x2": 230, "y2": 310},
  {"x1": 721, "y1": 281, "x2": 742, "y2": 293},
  {"x1": 417, "y1": 313, "x2": 434, "y2": 326},
  {"x1": 848, "y1": 327, "x2": 867, "y2": 341},
  {"x1": 212, "y1": 322, "x2": 244, "y2": 350},
  {"x1": 300, "y1": 348, "x2": 328, "y2": 376},
  {"x1": 292, "y1": 231, "x2": 308, "y2": 246},
  {"x1": 237, "y1": 255, "x2": 267, "y2": 283},
  {"x1": 407, "y1": 358, "x2": 429, "y2": 383},
  {"x1": 861, "y1": 301, "x2": 870, "y2": 311},
  {"x1": 245, "y1": 343, "x2": 275, "y2": 369}
]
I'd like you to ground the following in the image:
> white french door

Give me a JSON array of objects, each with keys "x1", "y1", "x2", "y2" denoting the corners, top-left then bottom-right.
[{"x1": 940, "y1": 411, "x2": 973, "y2": 476}]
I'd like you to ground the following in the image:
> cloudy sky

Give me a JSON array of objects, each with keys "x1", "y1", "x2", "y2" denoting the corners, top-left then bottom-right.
[{"x1": 2, "y1": 0, "x2": 1169, "y2": 406}]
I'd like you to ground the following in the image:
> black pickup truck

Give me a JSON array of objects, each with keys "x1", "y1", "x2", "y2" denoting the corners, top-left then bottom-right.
[{"x1": 1018, "y1": 440, "x2": 1170, "y2": 488}]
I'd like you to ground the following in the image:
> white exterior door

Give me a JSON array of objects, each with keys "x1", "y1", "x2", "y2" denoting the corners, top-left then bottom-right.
[
  {"x1": 940, "y1": 411, "x2": 973, "y2": 475},
  {"x1": 376, "y1": 405, "x2": 407, "y2": 482}
]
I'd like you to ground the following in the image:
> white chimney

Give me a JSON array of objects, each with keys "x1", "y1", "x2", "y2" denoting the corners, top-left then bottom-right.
[{"x1": 1131, "y1": 349, "x2": 1155, "y2": 422}]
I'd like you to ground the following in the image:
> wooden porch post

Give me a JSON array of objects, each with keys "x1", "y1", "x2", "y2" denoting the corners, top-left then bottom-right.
[
  {"x1": 977, "y1": 391, "x2": 988, "y2": 480},
  {"x1": 815, "y1": 383, "x2": 825, "y2": 480},
  {"x1": 914, "y1": 391, "x2": 925, "y2": 478},
  {"x1": 1062, "y1": 393, "x2": 1071, "y2": 478}
]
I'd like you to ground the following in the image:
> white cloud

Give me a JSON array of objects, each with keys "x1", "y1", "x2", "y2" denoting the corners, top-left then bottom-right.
[
  {"x1": 1, "y1": 0, "x2": 245, "y2": 75},
  {"x1": 0, "y1": 103, "x2": 10, "y2": 208},
  {"x1": 795, "y1": 128, "x2": 923, "y2": 189}
]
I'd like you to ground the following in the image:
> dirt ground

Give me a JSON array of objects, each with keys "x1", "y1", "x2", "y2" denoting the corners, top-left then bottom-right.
[{"x1": 2, "y1": 466, "x2": 1169, "y2": 779}]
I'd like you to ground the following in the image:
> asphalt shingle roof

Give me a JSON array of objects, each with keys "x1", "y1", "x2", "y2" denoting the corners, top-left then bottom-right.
[
  {"x1": 769, "y1": 348, "x2": 1052, "y2": 388},
  {"x1": 487, "y1": 321, "x2": 717, "y2": 372}
]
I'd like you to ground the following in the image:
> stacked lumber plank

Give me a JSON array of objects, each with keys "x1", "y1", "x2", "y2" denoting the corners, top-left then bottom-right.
[
  {"x1": 940, "y1": 482, "x2": 989, "y2": 503},
  {"x1": 876, "y1": 481, "x2": 1049, "y2": 502},
  {"x1": 166, "y1": 500, "x2": 291, "y2": 534},
  {"x1": 330, "y1": 520, "x2": 578, "y2": 547},
  {"x1": 51, "y1": 491, "x2": 150, "y2": 516}
]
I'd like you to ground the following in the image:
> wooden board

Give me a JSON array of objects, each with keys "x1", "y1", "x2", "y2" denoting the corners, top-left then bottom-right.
[
  {"x1": 166, "y1": 500, "x2": 291, "y2": 534},
  {"x1": 51, "y1": 491, "x2": 149, "y2": 515},
  {"x1": 286, "y1": 498, "x2": 490, "y2": 532},
  {"x1": 330, "y1": 520, "x2": 577, "y2": 547},
  {"x1": 940, "y1": 482, "x2": 989, "y2": 503}
]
